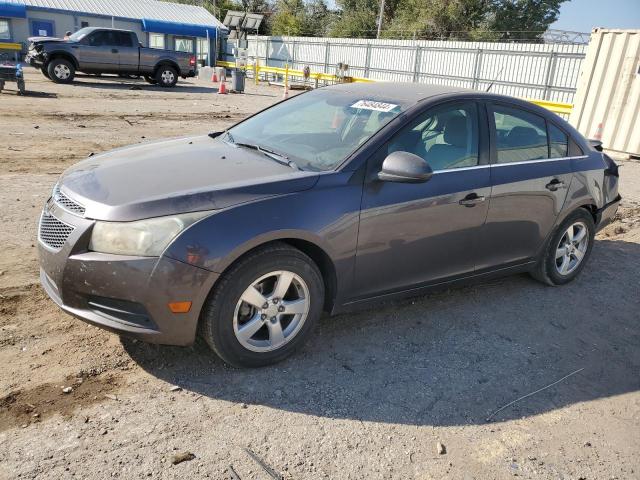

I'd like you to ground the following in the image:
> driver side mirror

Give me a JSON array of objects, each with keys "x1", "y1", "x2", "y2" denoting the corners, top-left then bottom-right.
[{"x1": 378, "y1": 151, "x2": 433, "y2": 183}]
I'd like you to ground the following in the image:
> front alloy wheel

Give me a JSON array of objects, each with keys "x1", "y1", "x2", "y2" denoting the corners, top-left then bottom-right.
[
  {"x1": 200, "y1": 243, "x2": 324, "y2": 367},
  {"x1": 234, "y1": 271, "x2": 310, "y2": 352},
  {"x1": 47, "y1": 58, "x2": 75, "y2": 84}
]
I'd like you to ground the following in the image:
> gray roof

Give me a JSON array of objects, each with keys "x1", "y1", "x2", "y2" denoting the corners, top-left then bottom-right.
[{"x1": 8, "y1": 0, "x2": 225, "y2": 29}]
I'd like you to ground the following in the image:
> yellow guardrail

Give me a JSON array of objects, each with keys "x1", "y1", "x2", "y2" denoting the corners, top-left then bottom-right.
[
  {"x1": 216, "y1": 61, "x2": 572, "y2": 115},
  {"x1": 0, "y1": 42, "x2": 22, "y2": 51},
  {"x1": 526, "y1": 99, "x2": 573, "y2": 116}
]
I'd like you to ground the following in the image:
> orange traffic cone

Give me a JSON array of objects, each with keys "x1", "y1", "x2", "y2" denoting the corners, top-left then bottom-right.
[
  {"x1": 218, "y1": 79, "x2": 227, "y2": 95},
  {"x1": 593, "y1": 122, "x2": 603, "y2": 140},
  {"x1": 211, "y1": 71, "x2": 218, "y2": 83}
]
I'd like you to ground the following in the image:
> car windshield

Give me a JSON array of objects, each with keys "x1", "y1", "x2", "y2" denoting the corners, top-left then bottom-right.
[
  {"x1": 226, "y1": 89, "x2": 407, "y2": 171},
  {"x1": 68, "y1": 28, "x2": 92, "y2": 41}
]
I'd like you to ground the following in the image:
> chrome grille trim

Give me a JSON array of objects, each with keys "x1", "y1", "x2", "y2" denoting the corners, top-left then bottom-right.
[
  {"x1": 38, "y1": 211, "x2": 75, "y2": 250},
  {"x1": 53, "y1": 184, "x2": 86, "y2": 216}
]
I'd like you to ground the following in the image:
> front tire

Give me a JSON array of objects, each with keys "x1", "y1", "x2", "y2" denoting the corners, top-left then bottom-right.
[
  {"x1": 155, "y1": 65, "x2": 178, "y2": 88},
  {"x1": 531, "y1": 209, "x2": 595, "y2": 286},
  {"x1": 47, "y1": 58, "x2": 75, "y2": 84},
  {"x1": 41, "y1": 67, "x2": 50, "y2": 79},
  {"x1": 200, "y1": 243, "x2": 325, "y2": 368}
]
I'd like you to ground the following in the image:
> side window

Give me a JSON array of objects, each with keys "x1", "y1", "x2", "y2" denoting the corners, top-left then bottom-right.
[
  {"x1": 492, "y1": 105, "x2": 548, "y2": 163},
  {"x1": 549, "y1": 123, "x2": 568, "y2": 158},
  {"x1": 388, "y1": 102, "x2": 479, "y2": 170},
  {"x1": 115, "y1": 32, "x2": 133, "y2": 47},
  {"x1": 87, "y1": 31, "x2": 113, "y2": 47}
]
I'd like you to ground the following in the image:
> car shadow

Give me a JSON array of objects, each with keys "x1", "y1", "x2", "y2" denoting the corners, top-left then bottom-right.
[
  {"x1": 123, "y1": 238, "x2": 640, "y2": 426},
  {"x1": 67, "y1": 75, "x2": 216, "y2": 94}
]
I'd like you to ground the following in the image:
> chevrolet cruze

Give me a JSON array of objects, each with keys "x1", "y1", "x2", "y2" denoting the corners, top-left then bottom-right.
[{"x1": 38, "y1": 83, "x2": 621, "y2": 367}]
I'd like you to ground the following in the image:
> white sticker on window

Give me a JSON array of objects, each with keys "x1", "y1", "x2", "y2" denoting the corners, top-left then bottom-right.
[
  {"x1": 39, "y1": 29, "x2": 48, "y2": 36},
  {"x1": 350, "y1": 100, "x2": 398, "y2": 113}
]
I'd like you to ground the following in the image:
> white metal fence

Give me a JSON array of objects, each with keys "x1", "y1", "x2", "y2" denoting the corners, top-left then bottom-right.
[{"x1": 225, "y1": 36, "x2": 587, "y2": 104}]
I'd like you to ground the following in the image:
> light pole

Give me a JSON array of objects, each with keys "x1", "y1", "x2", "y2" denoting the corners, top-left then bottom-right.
[{"x1": 376, "y1": 0, "x2": 385, "y2": 39}]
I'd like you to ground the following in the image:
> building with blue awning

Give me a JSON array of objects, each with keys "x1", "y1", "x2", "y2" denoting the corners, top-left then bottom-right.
[{"x1": 0, "y1": 0, "x2": 227, "y2": 64}]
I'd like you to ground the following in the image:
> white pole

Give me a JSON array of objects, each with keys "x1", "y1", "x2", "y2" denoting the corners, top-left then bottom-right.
[
  {"x1": 376, "y1": 0, "x2": 385, "y2": 39},
  {"x1": 206, "y1": 29, "x2": 211, "y2": 67},
  {"x1": 111, "y1": 16, "x2": 115, "y2": 28}
]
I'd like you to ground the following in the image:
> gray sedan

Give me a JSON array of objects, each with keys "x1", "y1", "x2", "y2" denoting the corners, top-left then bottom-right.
[{"x1": 38, "y1": 83, "x2": 621, "y2": 367}]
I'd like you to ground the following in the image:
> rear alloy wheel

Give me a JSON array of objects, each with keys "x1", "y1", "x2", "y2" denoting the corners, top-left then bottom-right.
[
  {"x1": 531, "y1": 209, "x2": 595, "y2": 286},
  {"x1": 200, "y1": 243, "x2": 324, "y2": 367},
  {"x1": 47, "y1": 58, "x2": 75, "y2": 84},
  {"x1": 155, "y1": 66, "x2": 178, "y2": 88}
]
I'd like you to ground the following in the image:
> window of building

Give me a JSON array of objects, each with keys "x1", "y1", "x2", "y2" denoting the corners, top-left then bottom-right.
[
  {"x1": 492, "y1": 105, "x2": 548, "y2": 163},
  {"x1": 197, "y1": 37, "x2": 209, "y2": 64},
  {"x1": 0, "y1": 19, "x2": 10, "y2": 40},
  {"x1": 549, "y1": 123, "x2": 568, "y2": 158},
  {"x1": 389, "y1": 102, "x2": 480, "y2": 171},
  {"x1": 80, "y1": 21, "x2": 89, "y2": 28},
  {"x1": 175, "y1": 37, "x2": 194, "y2": 53},
  {"x1": 150, "y1": 33, "x2": 165, "y2": 49}
]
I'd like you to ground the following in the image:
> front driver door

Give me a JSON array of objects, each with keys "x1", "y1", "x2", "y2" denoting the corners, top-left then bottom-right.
[{"x1": 353, "y1": 100, "x2": 491, "y2": 300}]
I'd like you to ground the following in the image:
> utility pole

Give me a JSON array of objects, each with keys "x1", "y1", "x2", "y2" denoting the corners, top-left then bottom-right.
[{"x1": 376, "y1": 0, "x2": 385, "y2": 39}]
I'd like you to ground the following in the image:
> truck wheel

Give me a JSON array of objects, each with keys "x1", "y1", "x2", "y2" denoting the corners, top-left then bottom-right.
[
  {"x1": 144, "y1": 75, "x2": 157, "y2": 85},
  {"x1": 47, "y1": 58, "x2": 75, "y2": 84},
  {"x1": 41, "y1": 67, "x2": 50, "y2": 80},
  {"x1": 156, "y1": 66, "x2": 178, "y2": 88}
]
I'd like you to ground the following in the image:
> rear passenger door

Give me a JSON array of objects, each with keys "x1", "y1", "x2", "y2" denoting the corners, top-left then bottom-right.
[
  {"x1": 476, "y1": 102, "x2": 573, "y2": 270},
  {"x1": 115, "y1": 31, "x2": 139, "y2": 73}
]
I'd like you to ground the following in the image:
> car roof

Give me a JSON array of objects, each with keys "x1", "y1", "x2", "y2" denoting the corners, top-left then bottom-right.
[
  {"x1": 80, "y1": 27, "x2": 134, "y2": 34},
  {"x1": 327, "y1": 82, "x2": 471, "y2": 105}
]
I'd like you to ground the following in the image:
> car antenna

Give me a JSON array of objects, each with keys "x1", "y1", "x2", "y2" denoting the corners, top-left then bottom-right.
[{"x1": 485, "y1": 66, "x2": 506, "y2": 93}]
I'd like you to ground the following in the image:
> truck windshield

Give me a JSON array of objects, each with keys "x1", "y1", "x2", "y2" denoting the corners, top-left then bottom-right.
[
  {"x1": 226, "y1": 89, "x2": 407, "y2": 171},
  {"x1": 68, "y1": 28, "x2": 92, "y2": 42}
]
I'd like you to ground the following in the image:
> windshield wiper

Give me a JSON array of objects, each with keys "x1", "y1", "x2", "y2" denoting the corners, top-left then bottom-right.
[{"x1": 235, "y1": 141, "x2": 300, "y2": 170}]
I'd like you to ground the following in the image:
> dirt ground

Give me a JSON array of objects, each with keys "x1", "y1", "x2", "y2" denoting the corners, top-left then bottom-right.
[{"x1": 1, "y1": 68, "x2": 639, "y2": 480}]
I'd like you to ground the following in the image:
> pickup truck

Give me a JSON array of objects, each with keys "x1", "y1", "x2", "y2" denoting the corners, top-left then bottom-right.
[{"x1": 26, "y1": 27, "x2": 197, "y2": 87}]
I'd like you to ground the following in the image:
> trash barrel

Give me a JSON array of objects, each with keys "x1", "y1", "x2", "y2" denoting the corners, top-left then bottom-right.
[{"x1": 231, "y1": 68, "x2": 245, "y2": 93}]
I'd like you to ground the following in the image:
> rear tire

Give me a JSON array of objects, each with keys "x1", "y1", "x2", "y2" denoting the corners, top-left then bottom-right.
[
  {"x1": 200, "y1": 243, "x2": 325, "y2": 368},
  {"x1": 47, "y1": 58, "x2": 75, "y2": 84},
  {"x1": 530, "y1": 209, "x2": 595, "y2": 286},
  {"x1": 155, "y1": 65, "x2": 178, "y2": 88}
]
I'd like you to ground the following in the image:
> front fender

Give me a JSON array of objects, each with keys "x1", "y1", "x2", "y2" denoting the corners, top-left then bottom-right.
[{"x1": 164, "y1": 172, "x2": 363, "y2": 302}]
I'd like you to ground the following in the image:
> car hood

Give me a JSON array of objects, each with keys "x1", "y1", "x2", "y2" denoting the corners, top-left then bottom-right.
[
  {"x1": 28, "y1": 36, "x2": 67, "y2": 44},
  {"x1": 59, "y1": 135, "x2": 320, "y2": 221}
]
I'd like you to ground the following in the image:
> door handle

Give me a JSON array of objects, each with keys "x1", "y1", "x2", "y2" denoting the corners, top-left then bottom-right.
[
  {"x1": 111, "y1": 49, "x2": 119, "y2": 53},
  {"x1": 459, "y1": 193, "x2": 486, "y2": 207},
  {"x1": 545, "y1": 179, "x2": 565, "y2": 191}
]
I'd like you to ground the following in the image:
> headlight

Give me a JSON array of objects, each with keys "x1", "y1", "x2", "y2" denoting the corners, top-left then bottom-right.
[{"x1": 89, "y1": 212, "x2": 210, "y2": 256}]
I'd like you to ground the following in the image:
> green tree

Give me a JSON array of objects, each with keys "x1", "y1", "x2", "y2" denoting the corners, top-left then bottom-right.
[
  {"x1": 487, "y1": 0, "x2": 566, "y2": 40},
  {"x1": 271, "y1": 0, "x2": 306, "y2": 35}
]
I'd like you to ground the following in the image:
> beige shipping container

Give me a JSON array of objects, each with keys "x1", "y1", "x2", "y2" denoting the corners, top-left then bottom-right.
[{"x1": 570, "y1": 28, "x2": 640, "y2": 157}]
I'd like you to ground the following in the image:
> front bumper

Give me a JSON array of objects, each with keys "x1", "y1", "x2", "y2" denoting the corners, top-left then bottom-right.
[
  {"x1": 37, "y1": 198, "x2": 218, "y2": 346},
  {"x1": 25, "y1": 54, "x2": 44, "y2": 69},
  {"x1": 596, "y1": 194, "x2": 622, "y2": 232}
]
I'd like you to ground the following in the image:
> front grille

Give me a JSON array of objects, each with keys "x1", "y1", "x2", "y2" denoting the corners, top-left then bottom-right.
[
  {"x1": 53, "y1": 184, "x2": 85, "y2": 216},
  {"x1": 39, "y1": 212, "x2": 74, "y2": 250}
]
